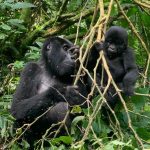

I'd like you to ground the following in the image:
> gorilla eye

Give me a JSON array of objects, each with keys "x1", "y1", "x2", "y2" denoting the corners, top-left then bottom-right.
[
  {"x1": 46, "y1": 44, "x2": 52, "y2": 51},
  {"x1": 63, "y1": 44, "x2": 69, "y2": 51},
  {"x1": 106, "y1": 41, "x2": 111, "y2": 45},
  {"x1": 106, "y1": 39, "x2": 111, "y2": 44}
]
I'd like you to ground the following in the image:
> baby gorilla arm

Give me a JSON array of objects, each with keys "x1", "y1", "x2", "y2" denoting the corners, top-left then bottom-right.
[
  {"x1": 123, "y1": 48, "x2": 138, "y2": 96},
  {"x1": 86, "y1": 42, "x2": 103, "y2": 72}
]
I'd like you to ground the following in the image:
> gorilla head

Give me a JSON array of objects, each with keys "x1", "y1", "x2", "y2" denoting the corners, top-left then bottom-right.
[
  {"x1": 104, "y1": 26, "x2": 128, "y2": 57},
  {"x1": 42, "y1": 36, "x2": 79, "y2": 77}
]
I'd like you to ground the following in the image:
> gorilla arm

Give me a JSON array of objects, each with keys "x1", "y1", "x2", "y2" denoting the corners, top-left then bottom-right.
[
  {"x1": 123, "y1": 48, "x2": 138, "y2": 96},
  {"x1": 86, "y1": 42, "x2": 103, "y2": 72},
  {"x1": 10, "y1": 63, "x2": 66, "y2": 121}
]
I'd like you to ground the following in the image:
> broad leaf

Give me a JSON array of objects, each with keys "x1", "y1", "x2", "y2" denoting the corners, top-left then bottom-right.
[{"x1": 11, "y1": 2, "x2": 36, "y2": 9}]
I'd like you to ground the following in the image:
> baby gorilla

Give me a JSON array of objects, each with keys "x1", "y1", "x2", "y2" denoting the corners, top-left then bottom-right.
[
  {"x1": 87, "y1": 26, "x2": 138, "y2": 108},
  {"x1": 11, "y1": 37, "x2": 88, "y2": 147}
]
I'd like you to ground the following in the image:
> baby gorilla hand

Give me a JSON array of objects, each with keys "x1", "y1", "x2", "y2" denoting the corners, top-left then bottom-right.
[
  {"x1": 93, "y1": 41, "x2": 104, "y2": 52},
  {"x1": 65, "y1": 85, "x2": 84, "y2": 106}
]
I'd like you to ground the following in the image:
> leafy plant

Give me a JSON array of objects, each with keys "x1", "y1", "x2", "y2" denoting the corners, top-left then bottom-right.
[{"x1": 0, "y1": 0, "x2": 150, "y2": 149}]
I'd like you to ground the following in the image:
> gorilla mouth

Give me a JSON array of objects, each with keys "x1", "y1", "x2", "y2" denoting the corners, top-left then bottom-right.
[{"x1": 64, "y1": 62, "x2": 75, "y2": 67}]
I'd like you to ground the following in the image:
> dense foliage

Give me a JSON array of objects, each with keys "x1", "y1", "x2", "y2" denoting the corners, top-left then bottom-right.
[{"x1": 0, "y1": 0, "x2": 150, "y2": 149}]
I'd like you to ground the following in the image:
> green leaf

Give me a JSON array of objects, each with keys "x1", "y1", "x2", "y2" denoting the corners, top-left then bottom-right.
[
  {"x1": 11, "y1": 2, "x2": 36, "y2": 9},
  {"x1": 58, "y1": 136, "x2": 72, "y2": 144},
  {"x1": 7, "y1": 19, "x2": 24, "y2": 24},
  {"x1": 71, "y1": 115, "x2": 84, "y2": 134},
  {"x1": 28, "y1": 46, "x2": 40, "y2": 51},
  {"x1": 141, "y1": 14, "x2": 150, "y2": 26},
  {"x1": 71, "y1": 105, "x2": 82, "y2": 114},
  {"x1": 0, "y1": 33, "x2": 7, "y2": 39},
  {"x1": 5, "y1": 0, "x2": 14, "y2": 3},
  {"x1": 51, "y1": 136, "x2": 72, "y2": 145},
  {"x1": 130, "y1": 87, "x2": 149, "y2": 111},
  {"x1": 72, "y1": 116, "x2": 84, "y2": 126},
  {"x1": 21, "y1": 140, "x2": 30, "y2": 149},
  {"x1": 13, "y1": 61, "x2": 24, "y2": 69},
  {"x1": 0, "y1": 24, "x2": 11, "y2": 30},
  {"x1": 35, "y1": 41, "x2": 43, "y2": 48},
  {"x1": 0, "y1": 1, "x2": 13, "y2": 8},
  {"x1": 1, "y1": 128, "x2": 6, "y2": 138},
  {"x1": 104, "y1": 143, "x2": 114, "y2": 150},
  {"x1": 7, "y1": 19, "x2": 26, "y2": 29},
  {"x1": 127, "y1": 7, "x2": 138, "y2": 17},
  {"x1": 112, "y1": 140, "x2": 128, "y2": 146},
  {"x1": 136, "y1": 128, "x2": 150, "y2": 141},
  {"x1": 10, "y1": 143, "x2": 21, "y2": 150},
  {"x1": 144, "y1": 105, "x2": 150, "y2": 112}
]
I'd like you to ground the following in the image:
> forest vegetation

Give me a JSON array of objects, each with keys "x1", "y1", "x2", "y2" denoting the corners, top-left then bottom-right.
[{"x1": 0, "y1": 0, "x2": 150, "y2": 149}]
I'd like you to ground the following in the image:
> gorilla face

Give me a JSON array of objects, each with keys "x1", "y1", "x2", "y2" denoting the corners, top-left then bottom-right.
[
  {"x1": 103, "y1": 26, "x2": 128, "y2": 57},
  {"x1": 42, "y1": 37, "x2": 79, "y2": 77}
]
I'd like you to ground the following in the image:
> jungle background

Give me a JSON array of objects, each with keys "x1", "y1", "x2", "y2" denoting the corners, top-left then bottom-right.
[{"x1": 0, "y1": 0, "x2": 150, "y2": 149}]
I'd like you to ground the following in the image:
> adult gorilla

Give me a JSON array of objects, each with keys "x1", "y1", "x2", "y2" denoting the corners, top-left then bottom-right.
[{"x1": 11, "y1": 37, "x2": 88, "y2": 146}]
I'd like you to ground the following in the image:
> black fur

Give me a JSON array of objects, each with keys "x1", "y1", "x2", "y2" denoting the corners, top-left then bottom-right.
[
  {"x1": 10, "y1": 37, "x2": 88, "y2": 146},
  {"x1": 87, "y1": 26, "x2": 138, "y2": 107}
]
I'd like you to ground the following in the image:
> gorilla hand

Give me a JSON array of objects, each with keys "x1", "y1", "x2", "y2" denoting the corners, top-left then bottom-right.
[{"x1": 65, "y1": 85, "x2": 85, "y2": 106}]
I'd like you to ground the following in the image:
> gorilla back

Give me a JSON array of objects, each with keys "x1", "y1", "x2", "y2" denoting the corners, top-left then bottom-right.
[{"x1": 10, "y1": 36, "x2": 88, "y2": 146}]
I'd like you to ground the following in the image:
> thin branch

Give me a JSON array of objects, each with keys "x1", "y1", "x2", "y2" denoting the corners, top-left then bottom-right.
[
  {"x1": 134, "y1": 0, "x2": 150, "y2": 9},
  {"x1": 53, "y1": 0, "x2": 70, "y2": 26},
  {"x1": 115, "y1": 0, "x2": 149, "y2": 54},
  {"x1": 44, "y1": 7, "x2": 95, "y2": 37}
]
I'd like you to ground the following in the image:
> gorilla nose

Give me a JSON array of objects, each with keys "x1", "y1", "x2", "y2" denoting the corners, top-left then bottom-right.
[
  {"x1": 108, "y1": 47, "x2": 115, "y2": 51},
  {"x1": 109, "y1": 44, "x2": 115, "y2": 49},
  {"x1": 108, "y1": 45, "x2": 116, "y2": 53}
]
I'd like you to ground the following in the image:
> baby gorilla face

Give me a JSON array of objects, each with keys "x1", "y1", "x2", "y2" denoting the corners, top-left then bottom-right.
[
  {"x1": 42, "y1": 37, "x2": 79, "y2": 77},
  {"x1": 104, "y1": 26, "x2": 128, "y2": 57}
]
